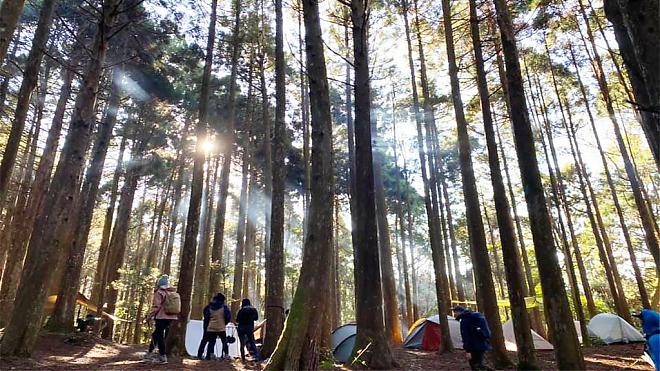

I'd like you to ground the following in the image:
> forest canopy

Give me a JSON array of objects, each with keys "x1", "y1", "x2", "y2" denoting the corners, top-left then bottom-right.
[{"x1": 0, "y1": 0, "x2": 657, "y2": 369}]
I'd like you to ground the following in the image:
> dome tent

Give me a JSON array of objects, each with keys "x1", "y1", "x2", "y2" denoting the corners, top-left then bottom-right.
[
  {"x1": 587, "y1": 313, "x2": 644, "y2": 344},
  {"x1": 502, "y1": 320, "x2": 553, "y2": 350},
  {"x1": 404, "y1": 314, "x2": 554, "y2": 351},
  {"x1": 331, "y1": 323, "x2": 356, "y2": 363},
  {"x1": 403, "y1": 315, "x2": 462, "y2": 350}
]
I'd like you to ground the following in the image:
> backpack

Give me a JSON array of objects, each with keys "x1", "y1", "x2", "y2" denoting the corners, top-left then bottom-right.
[
  {"x1": 473, "y1": 313, "x2": 491, "y2": 339},
  {"x1": 163, "y1": 291, "x2": 181, "y2": 315}
]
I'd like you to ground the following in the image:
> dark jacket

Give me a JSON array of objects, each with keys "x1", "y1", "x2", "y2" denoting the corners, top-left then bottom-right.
[
  {"x1": 457, "y1": 310, "x2": 492, "y2": 353},
  {"x1": 203, "y1": 300, "x2": 231, "y2": 332},
  {"x1": 236, "y1": 305, "x2": 258, "y2": 331}
]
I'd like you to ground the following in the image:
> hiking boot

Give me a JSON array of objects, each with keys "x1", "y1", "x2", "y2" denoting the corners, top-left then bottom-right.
[
  {"x1": 151, "y1": 354, "x2": 168, "y2": 364},
  {"x1": 141, "y1": 352, "x2": 156, "y2": 361}
]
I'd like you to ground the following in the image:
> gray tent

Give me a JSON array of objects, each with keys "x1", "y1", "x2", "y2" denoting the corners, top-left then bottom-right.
[
  {"x1": 331, "y1": 323, "x2": 356, "y2": 363},
  {"x1": 588, "y1": 313, "x2": 644, "y2": 344}
]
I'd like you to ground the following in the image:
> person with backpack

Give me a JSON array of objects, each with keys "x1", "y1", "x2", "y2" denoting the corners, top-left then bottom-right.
[
  {"x1": 144, "y1": 274, "x2": 180, "y2": 364},
  {"x1": 453, "y1": 305, "x2": 492, "y2": 371},
  {"x1": 197, "y1": 293, "x2": 231, "y2": 360},
  {"x1": 236, "y1": 298, "x2": 260, "y2": 361}
]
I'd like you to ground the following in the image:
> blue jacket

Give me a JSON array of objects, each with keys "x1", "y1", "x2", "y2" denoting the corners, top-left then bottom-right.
[
  {"x1": 640, "y1": 309, "x2": 659, "y2": 369},
  {"x1": 202, "y1": 300, "x2": 231, "y2": 332},
  {"x1": 457, "y1": 310, "x2": 492, "y2": 353}
]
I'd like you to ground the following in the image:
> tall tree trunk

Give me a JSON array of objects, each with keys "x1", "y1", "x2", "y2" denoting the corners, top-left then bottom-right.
[
  {"x1": 167, "y1": 0, "x2": 216, "y2": 353},
  {"x1": 208, "y1": 0, "x2": 242, "y2": 302},
  {"x1": 564, "y1": 102, "x2": 634, "y2": 323},
  {"x1": 231, "y1": 54, "x2": 256, "y2": 310},
  {"x1": 264, "y1": 0, "x2": 334, "y2": 366},
  {"x1": 492, "y1": 0, "x2": 585, "y2": 367},
  {"x1": 440, "y1": 177, "x2": 464, "y2": 302},
  {"x1": 528, "y1": 71, "x2": 591, "y2": 341},
  {"x1": 342, "y1": 15, "x2": 358, "y2": 266},
  {"x1": 103, "y1": 138, "x2": 150, "y2": 320},
  {"x1": 258, "y1": 2, "x2": 272, "y2": 306},
  {"x1": 392, "y1": 112, "x2": 414, "y2": 328},
  {"x1": 0, "y1": 0, "x2": 120, "y2": 356},
  {"x1": 262, "y1": 0, "x2": 286, "y2": 356},
  {"x1": 242, "y1": 168, "x2": 257, "y2": 303},
  {"x1": 162, "y1": 133, "x2": 188, "y2": 276},
  {"x1": 48, "y1": 67, "x2": 123, "y2": 331},
  {"x1": 413, "y1": 0, "x2": 452, "y2": 309},
  {"x1": 437, "y1": 178, "x2": 457, "y2": 301},
  {"x1": 92, "y1": 132, "x2": 127, "y2": 304},
  {"x1": 299, "y1": 6, "x2": 311, "y2": 239},
  {"x1": 0, "y1": 25, "x2": 22, "y2": 116},
  {"x1": 0, "y1": 63, "x2": 53, "y2": 326},
  {"x1": 192, "y1": 156, "x2": 217, "y2": 319},
  {"x1": 467, "y1": 13, "x2": 537, "y2": 360},
  {"x1": 373, "y1": 119, "x2": 402, "y2": 344},
  {"x1": 602, "y1": 0, "x2": 659, "y2": 168},
  {"x1": 440, "y1": 0, "x2": 508, "y2": 363},
  {"x1": 569, "y1": 46, "x2": 649, "y2": 308},
  {"x1": 400, "y1": 0, "x2": 453, "y2": 350},
  {"x1": 231, "y1": 149, "x2": 250, "y2": 315},
  {"x1": 543, "y1": 39, "x2": 632, "y2": 323},
  {"x1": 469, "y1": 8, "x2": 537, "y2": 362},
  {"x1": 0, "y1": 0, "x2": 57, "y2": 214},
  {"x1": 576, "y1": 0, "x2": 659, "y2": 268},
  {"x1": 0, "y1": 0, "x2": 27, "y2": 63},
  {"x1": 491, "y1": 43, "x2": 545, "y2": 313},
  {"x1": 495, "y1": 124, "x2": 547, "y2": 337}
]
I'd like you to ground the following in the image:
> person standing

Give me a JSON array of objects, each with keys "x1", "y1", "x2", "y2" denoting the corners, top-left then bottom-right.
[
  {"x1": 453, "y1": 305, "x2": 492, "y2": 370},
  {"x1": 197, "y1": 293, "x2": 231, "y2": 360},
  {"x1": 144, "y1": 275, "x2": 179, "y2": 364},
  {"x1": 236, "y1": 298, "x2": 260, "y2": 361}
]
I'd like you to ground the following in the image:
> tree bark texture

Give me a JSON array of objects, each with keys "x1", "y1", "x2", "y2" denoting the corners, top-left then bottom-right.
[
  {"x1": 492, "y1": 0, "x2": 585, "y2": 367},
  {"x1": 0, "y1": 0, "x2": 120, "y2": 356},
  {"x1": 0, "y1": 0, "x2": 57, "y2": 214},
  {"x1": 0, "y1": 0, "x2": 27, "y2": 63},
  {"x1": 468, "y1": 1, "x2": 537, "y2": 366},
  {"x1": 441, "y1": 0, "x2": 508, "y2": 363},
  {"x1": 603, "y1": 0, "x2": 659, "y2": 168},
  {"x1": 167, "y1": 0, "x2": 217, "y2": 353},
  {"x1": 262, "y1": 0, "x2": 286, "y2": 357},
  {"x1": 401, "y1": 0, "x2": 453, "y2": 351},
  {"x1": 576, "y1": 0, "x2": 659, "y2": 269},
  {"x1": 48, "y1": 67, "x2": 124, "y2": 331},
  {"x1": 264, "y1": 0, "x2": 334, "y2": 367},
  {"x1": 209, "y1": 0, "x2": 242, "y2": 295}
]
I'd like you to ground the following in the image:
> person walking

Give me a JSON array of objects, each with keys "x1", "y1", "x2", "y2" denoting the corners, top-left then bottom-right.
[
  {"x1": 453, "y1": 305, "x2": 492, "y2": 371},
  {"x1": 144, "y1": 275, "x2": 180, "y2": 364},
  {"x1": 197, "y1": 293, "x2": 231, "y2": 360},
  {"x1": 236, "y1": 298, "x2": 260, "y2": 361}
]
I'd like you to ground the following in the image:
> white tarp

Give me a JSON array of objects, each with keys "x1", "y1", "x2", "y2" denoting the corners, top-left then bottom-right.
[
  {"x1": 502, "y1": 320, "x2": 554, "y2": 351},
  {"x1": 185, "y1": 320, "x2": 241, "y2": 358},
  {"x1": 587, "y1": 313, "x2": 644, "y2": 344}
]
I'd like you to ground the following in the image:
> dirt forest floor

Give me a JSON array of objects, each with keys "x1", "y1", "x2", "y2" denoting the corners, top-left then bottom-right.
[{"x1": 0, "y1": 333, "x2": 653, "y2": 370}]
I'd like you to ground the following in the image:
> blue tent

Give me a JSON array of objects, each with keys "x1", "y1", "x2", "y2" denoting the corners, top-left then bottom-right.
[{"x1": 331, "y1": 323, "x2": 356, "y2": 363}]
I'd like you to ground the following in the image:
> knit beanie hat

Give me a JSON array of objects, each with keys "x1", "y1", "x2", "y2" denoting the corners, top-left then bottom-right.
[{"x1": 157, "y1": 274, "x2": 169, "y2": 289}]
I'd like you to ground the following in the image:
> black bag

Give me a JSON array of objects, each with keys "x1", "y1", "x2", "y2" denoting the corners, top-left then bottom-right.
[{"x1": 226, "y1": 326, "x2": 236, "y2": 344}]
